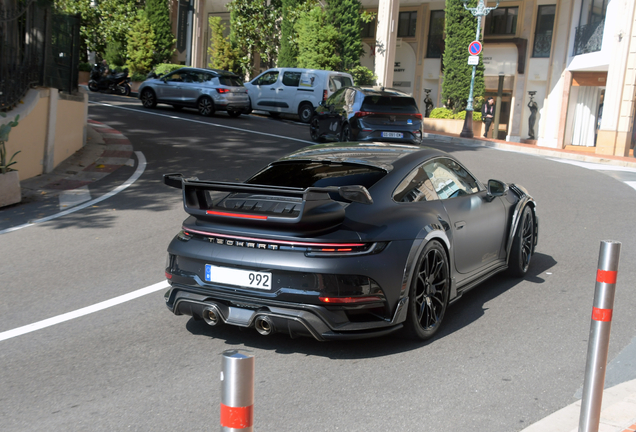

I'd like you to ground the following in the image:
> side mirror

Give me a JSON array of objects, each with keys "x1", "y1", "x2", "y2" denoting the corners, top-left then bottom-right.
[{"x1": 486, "y1": 179, "x2": 508, "y2": 201}]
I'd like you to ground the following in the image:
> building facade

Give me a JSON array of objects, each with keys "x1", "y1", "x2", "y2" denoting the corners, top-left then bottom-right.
[{"x1": 173, "y1": 0, "x2": 636, "y2": 156}]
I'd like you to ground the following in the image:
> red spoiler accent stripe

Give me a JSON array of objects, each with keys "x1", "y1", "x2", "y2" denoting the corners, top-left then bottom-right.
[
  {"x1": 183, "y1": 227, "x2": 365, "y2": 247},
  {"x1": 596, "y1": 269, "x2": 617, "y2": 284},
  {"x1": 592, "y1": 307, "x2": 613, "y2": 322},
  {"x1": 220, "y1": 404, "x2": 253, "y2": 428},
  {"x1": 206, "y1": 210, "x2": 268, "y2": 220}
]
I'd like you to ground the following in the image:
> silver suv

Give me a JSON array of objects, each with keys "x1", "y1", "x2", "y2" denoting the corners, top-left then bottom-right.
[{"x1": 138, "y1": 67, "x2": 250, "y2": 117}]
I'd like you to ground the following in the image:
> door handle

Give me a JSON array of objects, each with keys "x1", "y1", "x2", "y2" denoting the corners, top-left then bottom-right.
[
  {"x1": 270, "y1": 88, "x2": 276, "y2": 91},
  {"x1": 454, "y1": 221, "x2": 466, "y2": 230}
]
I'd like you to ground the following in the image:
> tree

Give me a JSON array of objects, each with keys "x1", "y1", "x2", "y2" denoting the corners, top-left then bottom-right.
[
  {"x1": 145, "y1": 0, "x2": 175, "y2": 64},
  {"x1": 126, "y1": 11, "x2": 156, "y2": 74},
  {"x1": 442, "y1": 0, "x2": 485, "y2": 112},
  {"x1": 325, "y1": 0, "x2": 363, "y2": 70},
  {"x1": 278, "y1": 0, "x2": 306, "y2": 67},
  {"x1": 295, "y1": 6, "x2": 340, "y2": 70},
  {"x1": 55, "y1": 0, "x2": 142, "y2": 61},
  {"x1": 207, "y1": 17, "x2": 240, "y2": 72},
  {"x1": 226, "y1": 0, "x2": 282, "y2": 77}
]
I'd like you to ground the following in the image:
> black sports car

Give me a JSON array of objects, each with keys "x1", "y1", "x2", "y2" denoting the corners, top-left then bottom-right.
[{"x1": 163, "y1": 142, "x2": 538, "y2": 341}]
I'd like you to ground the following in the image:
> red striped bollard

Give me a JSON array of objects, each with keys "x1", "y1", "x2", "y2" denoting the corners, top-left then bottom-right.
[
  {"x1": 221, "y1": 349, "x2": 254, "y2": 432},
  {"x1": 578, "y1": 240, "x2": 621, "y2": 432}
]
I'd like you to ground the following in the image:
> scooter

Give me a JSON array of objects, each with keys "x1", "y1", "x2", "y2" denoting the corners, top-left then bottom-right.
[{"x1": 88, "y1": 65, "x2": 131, "y2": 96}]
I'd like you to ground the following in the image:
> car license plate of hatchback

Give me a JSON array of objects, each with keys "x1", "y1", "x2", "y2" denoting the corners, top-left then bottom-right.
[
  {"x1": 205, "y1": 264, "x2": 272, "y2": 290},
  {"x1": 382, "y1": 132, "x2": 403, "y2": 138}
]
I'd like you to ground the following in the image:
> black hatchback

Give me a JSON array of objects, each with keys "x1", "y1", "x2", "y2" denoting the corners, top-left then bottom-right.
[{"x1": 309, "y1": 86, "x2": 423, "y2": 144}]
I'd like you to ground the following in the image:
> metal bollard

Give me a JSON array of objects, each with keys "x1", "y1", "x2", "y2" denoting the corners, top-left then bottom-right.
[
  {"x1": 579, "y1": 240, "x2": 621, "y2": 432},
  {"x1": 220, "y1": 349, "x2": 255, "y2": 432}
]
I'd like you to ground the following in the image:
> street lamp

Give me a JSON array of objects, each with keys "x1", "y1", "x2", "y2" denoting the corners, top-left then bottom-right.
[{"x1": 459, "y1": 0, "x2": 500, "y2": 138}]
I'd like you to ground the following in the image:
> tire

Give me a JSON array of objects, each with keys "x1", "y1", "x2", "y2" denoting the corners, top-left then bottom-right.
[
  {"x1": 298, "y1": 102, "x2": 314, "y2": 123},
  {"x1": 309, "y1": 117, "x2": 322, "y2": 142},
  {"x1": 227, "y1": 110, "x2": 241, "y2": 118},
  {"x1": 340, "y1": 123, "x2": 352, "y2": 142},
  {"x1": 508, "y1": 206, "x2": 534, "y2": 277},
  {"x1": 88, "y1": 81, "x2": 99, "y2": 92},
  {"x1": 198, "y1": 96, "x2": 215, "y2": 117},
  {"x1": 140, "y1": 89, "x2": 157, "y2": 108},
  {"x1": 118, "y1": 83, "x2": 131, "y2": 96},
  {"x1": 172, "y1": 105, "x2": 183, "y2": 111},
  {"x1": 403, "y1": 241, "x2": 450, "y2": 341}
]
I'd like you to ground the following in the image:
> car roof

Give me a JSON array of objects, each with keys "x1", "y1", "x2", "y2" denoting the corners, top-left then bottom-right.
[
  {"x1": 351, "y1": 86, "x2": 414, "y2": 98},
  {"x1": 173, "y1": 67, "x2": 238, "y2": 77},
  {"x1": 275, "y1": 142, "x2": 446, "y2": 172}
]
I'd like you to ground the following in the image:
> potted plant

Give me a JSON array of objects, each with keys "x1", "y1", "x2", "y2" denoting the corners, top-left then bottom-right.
[{"x1": 0, "y1": 114, "x2": 21, "y2": 208}]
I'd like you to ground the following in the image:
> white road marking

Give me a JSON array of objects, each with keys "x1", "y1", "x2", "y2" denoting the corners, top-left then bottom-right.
[
  {"x1": 547, "y1": 158, "x2": 636, "y2": 172},
  {"x1": 0, "y1": 281, "x2": 170, "y2": 342},
  {"x1": 59, "y1": 185, "x2": 92, "y2": 210},
  {"x1": 0, "y1": 151, "x2": 146, "y2": 235},
  {"x1": 89, "y1": 101, "x2": 315, "y2": 145}
]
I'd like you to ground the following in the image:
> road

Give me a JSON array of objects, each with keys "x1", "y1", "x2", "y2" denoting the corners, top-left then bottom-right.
[{"x1": 1, "y1": 92, "x2": 635, "y2": 431}]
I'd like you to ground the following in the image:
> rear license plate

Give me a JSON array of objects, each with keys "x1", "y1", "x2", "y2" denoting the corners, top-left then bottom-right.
[
  {"x1": 205, "y1": 264, "x2": 272, "y2": 290},
  {"x1": 381, "y1": 132, "x2": 404, "y2": 138}
]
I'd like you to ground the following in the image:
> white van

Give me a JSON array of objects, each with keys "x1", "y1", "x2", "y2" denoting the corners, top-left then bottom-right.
[{"x1": 244, "y1": 68, "x2": 354, "y2": 123}]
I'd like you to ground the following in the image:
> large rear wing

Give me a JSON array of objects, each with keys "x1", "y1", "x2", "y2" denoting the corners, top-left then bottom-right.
[{"x1": 163, "y1": 173, "x2": 372, "y2": 227}]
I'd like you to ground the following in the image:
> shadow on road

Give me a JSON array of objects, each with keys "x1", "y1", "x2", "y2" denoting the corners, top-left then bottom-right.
[{"x1": 183, "y1": 252, "x2": 557, "y2": 359}]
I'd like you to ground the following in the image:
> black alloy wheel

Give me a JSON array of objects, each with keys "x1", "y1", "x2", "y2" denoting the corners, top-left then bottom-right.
[
  {"x1": 508, "y1": 206, "x2": 534, "y2": 277},
  {"x1": 309, "y1": 117, "x2": 322, "y2": 142},
  {"x1": 298, "y1": 102, "x2": 314, "y2": 123},
  {"x1": 340, "y1": 124, "x2": 352, "y2": 142},
  {"x1": 404, "y1": 241, "x2": 450, "y2": 340},
  {"x1": 198, "y1": 96, "x2": 215, "y2": 117},
  {"x1": 140, "y1": 89, "x2": 157, "y2": 108},
  {"x1": 227, "y1": 110, "x2": 241, "y2": 118}
]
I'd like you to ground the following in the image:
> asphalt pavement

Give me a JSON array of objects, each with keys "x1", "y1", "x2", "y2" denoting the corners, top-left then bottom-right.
[{"x1": 3, "y1": 112, "x2": 636, "y2": 431}]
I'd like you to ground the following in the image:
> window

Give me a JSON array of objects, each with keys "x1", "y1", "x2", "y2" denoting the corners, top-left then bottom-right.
[
  {"x1": 218, "y1": 76, "x2": 243, "y2": 86},
  {"x1": 485, "y1": 6, "x2": 518, "y2": 35},
  {"x1": 398, "y1": 11, "x2": 417, "y2": 38},
  {"x1": 422, "y1": 159, "x2": 480, "y2": 200},
  {"x1": 328, "y1": 76, "x2": 353, "y2": 92},
  {"x1": 393, "y1": 165, "x2": 438, "y2": 203},
  {"x1": 253, "y1": 71, "x2": 279, "y2": 86},
  {"x1": 532, "y1": 5, "x2": 556, "y2": 58},
  {"x1": 361, "y1": 18, "x2": 376, "y2": 39},
  {"x1": 574, "y1": 0, "x2": 607, "y2": 55},
  {"x1": 361, "y1": 96, "x2": 419, "y2": 114},
  {"x1": 282, "y1": 72, "x2": 301, "y2": 87},
  {"x1": 426, "y1": 10, "x2": 445, "y2": 58}
]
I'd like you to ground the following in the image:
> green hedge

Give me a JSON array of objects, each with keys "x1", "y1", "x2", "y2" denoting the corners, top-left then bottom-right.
[
  {"x1": 429, "y1": 107, "x2": 482, "y2": 122},
  {"x1": 153, "y1": 63, "x2": 183, "y2": 76},
  {"x1": 78, "y1": 62, "x2": 93, "y2": 72}
]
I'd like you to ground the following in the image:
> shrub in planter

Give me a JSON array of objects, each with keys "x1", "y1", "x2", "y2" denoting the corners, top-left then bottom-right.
[
  {"x1": 0, "y1": 114, "x2": 21, "y2": 207},
  {"x1": 429, "y1": 107, "x2": 454, "y2": 119},
  {"x1": 348, "y1": 65, "x2": 376, "y2": 86},
  {"x1": 78, "y1": 62, "x2": 93, "y2": 72},
  {"x1": 131, "y1": 72, "x2": 146, "y2": 82}
]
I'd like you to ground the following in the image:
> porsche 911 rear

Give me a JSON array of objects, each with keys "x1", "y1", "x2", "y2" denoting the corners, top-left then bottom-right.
[{"x1": 163, "y1": 162, "x2": 412, "y2": 340}]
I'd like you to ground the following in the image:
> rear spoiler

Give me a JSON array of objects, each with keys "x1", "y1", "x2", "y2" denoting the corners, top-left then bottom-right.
[{"x1": 163, "y1": 173, "x2": 372, "y2": 226}]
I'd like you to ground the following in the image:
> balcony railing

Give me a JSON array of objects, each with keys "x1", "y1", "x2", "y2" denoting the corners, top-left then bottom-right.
[
  {"x1": 573, "y1": 19, "x2": 604, "y2": 56},
  {"x1": 532, "y1": 31, "x2": 553, "y2": 58}
]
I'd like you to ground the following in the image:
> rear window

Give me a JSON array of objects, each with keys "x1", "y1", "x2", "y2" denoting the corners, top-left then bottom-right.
[
  {"x1": 329, "y1": 76, "x2": 353, "y2": 92},
  {"x1": 247, "y1": 161, "x2": 386, "y2": 189},
  {"x1": 218, "y1": 76, "x2": 244, "y2": 86},
  {"x1": 361, "y1": 96, "x2": 419, "y2": 113}
]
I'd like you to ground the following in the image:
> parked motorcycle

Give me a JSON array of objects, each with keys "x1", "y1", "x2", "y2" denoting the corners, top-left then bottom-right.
[{"x1": 88, "y1": 65, "x2": 131, "y2": 96}]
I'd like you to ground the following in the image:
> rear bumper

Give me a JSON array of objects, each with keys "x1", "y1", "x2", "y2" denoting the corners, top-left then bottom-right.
[{"x1": 164, "y1": 284, "x2": 408, "y2": 341}]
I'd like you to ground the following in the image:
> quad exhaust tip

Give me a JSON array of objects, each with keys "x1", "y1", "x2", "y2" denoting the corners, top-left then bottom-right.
[
  {"x1": 254, "y1": 316, "x2": 275, "y2": 336},
  {"x1": 203, "y1": 306, "x2": 222, "y2": 326}
]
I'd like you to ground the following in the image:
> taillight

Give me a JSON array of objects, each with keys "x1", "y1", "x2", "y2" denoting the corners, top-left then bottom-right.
[
  {"x1": 413, "y1": 113, "x2": 423, "y2": 119},
  {"x1": 354, "y1": 111, "x2": 373, "y2": 118},
  {"x1": 323, "y1": 89, "x2": 328, "y2": 101},
  {"x1": 206, "y1": 210, "x2": 268, "y2": 220},
  {"x1": 216, "y1": 88, "x2": 230, "y2": 93},
  {"x1": 319, "y1": 296, "x2": 384, "y2": 304}
]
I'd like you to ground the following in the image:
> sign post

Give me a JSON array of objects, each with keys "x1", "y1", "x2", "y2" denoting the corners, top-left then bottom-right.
[{"x1": 460, "y1": 1, "x2": 500, "y2": 138}]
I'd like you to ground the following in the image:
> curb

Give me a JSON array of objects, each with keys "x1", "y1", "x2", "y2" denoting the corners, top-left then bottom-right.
[{"x1": 422, "y1": 131, "x2": 636, "y2": 169}]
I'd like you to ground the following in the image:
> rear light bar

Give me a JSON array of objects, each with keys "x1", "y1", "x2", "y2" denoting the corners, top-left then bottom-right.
[
  {"x1": 354, "y1": 112, "x2": 423, "y2": 119},
  {"x1": 206, "y1": 210, "x2": 268, "y2": 220},
  {"x1": 319, "y1": 296, "x2": 384, "y2": 304},
  {"x1": 216, "y1": 88, "x2": 230, "y2": 93},
  {"x1": 323, "y1": 89, "x2": 328, "y2": 101}
]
